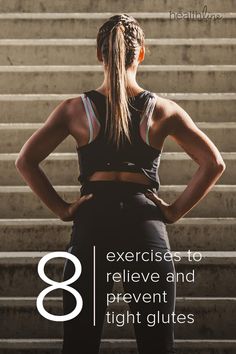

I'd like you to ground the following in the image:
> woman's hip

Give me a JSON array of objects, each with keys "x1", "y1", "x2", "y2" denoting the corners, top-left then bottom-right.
[
  {"x1": 68, "y1": 181, "x2": 170, "y2": 251},
  {"x1": 77, "y1": 180, "x2": 166, "y2": 221}
]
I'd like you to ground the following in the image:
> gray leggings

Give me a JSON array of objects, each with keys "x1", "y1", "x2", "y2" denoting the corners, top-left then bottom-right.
[{"x1": 62, "y1": 181, "x2": 176, "y2": 354}]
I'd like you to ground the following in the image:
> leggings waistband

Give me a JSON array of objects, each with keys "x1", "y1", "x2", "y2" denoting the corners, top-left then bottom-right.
[{"x1": 80, "y1": 180, "x2": 157, "y2": 198}]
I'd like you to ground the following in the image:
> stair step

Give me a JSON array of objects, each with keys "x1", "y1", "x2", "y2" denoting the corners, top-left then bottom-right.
[
  {"x1": 0, "y1": 13, "x2": 235, "y2": 39},
  {"x1": 1, "y1": 122, "x2": 235, "y2": 153},
  {"x1": 0, "y1": 185, "x2": 235, "y2": 218},
  {"x1": 0, "y1": 65, "x2": 235, "y2": 93},
  {"x1": 0, "y1": 38, "x2": 235, "y2": 65},
  {"x1": 0, "y1": 92, "x2": 236, "y2": 124},
  {"x1": 0, "y1": 338, "x2": 236, "y2": 354},
  {"x1": 0, "y1": 0, "x2": 234, "y2": 13},
  {"x1": 3, "y1": 152, "x2": 234, "y2": 184},
  {"x1": 1, "y1": 93, "x2": 235, "y2": 123},
  {"x1": 0, "y1": 297, "x2": 235, "y2": 339},
  {"x1": 0, "y1": 252, "x2": 235, "y2": 297},
  {"x1": 0, "y1": 218, "x2": 235, "y2": 252}
]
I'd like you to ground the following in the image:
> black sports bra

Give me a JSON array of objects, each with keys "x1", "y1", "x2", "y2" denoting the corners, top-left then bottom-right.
[{"x1": 76, "y1": 89, "x2": 162, "y2": 191}]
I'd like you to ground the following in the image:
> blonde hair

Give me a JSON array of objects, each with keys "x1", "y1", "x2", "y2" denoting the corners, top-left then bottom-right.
[{"x1": 97, "y1": 14, "x2": 145, "y2": 149}]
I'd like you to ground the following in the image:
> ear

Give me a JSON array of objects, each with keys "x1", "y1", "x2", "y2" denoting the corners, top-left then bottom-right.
[
  {"x1": 138, "y1": 45, "x2": 145, "y2": 64},
  {"x1": 97, "y1": 47, "x2": 103, "y2": 62}
]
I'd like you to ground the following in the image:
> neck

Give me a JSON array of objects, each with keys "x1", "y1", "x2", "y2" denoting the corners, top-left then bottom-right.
[{"x1": 98, "y1": 67, "x2": 143, "y2": 96}]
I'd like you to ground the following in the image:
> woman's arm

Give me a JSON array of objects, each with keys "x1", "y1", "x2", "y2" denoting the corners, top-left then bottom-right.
[
  {"x1": 15, "y1": 99, "x2": 92, "y2": 221},
  {"x1": 145, "y1": 100, "x2": 226, "y2": 223}
]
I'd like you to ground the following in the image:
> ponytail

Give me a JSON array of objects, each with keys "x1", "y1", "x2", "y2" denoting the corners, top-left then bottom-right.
[
  {"x1": 106, "y1": 23, "x2": 131, "y2": 149},
  {"x1": 97, "y1": 14, "x2": 145, "y2": 149}
]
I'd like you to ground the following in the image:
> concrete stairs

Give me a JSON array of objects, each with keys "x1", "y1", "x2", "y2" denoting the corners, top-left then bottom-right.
[{"x1": 0, "y1": 0, "x2": 235, "y2": 353}]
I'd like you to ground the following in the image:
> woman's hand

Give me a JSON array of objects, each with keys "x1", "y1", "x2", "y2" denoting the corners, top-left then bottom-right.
[
  {"x1": 145, "y1": 190, "x2": 178, "y2": 224},
  {"x1": 59, "y1": 193, "x2": 93, "y2": 221}
]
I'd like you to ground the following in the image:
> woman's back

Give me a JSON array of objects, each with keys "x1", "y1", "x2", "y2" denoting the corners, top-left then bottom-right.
[{"x1": 76, "y1": 88, "x2": 162, "y2": 190}]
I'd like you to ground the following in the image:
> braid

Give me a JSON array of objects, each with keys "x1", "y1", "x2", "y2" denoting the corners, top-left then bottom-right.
[{"x1": 97, "y1": 14, "x2": 145, "y2": 69}]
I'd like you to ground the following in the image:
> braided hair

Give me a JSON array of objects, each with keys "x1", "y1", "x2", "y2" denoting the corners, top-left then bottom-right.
[{"x1": 97, "y1": 14, "x2": 145, "y2": 149}]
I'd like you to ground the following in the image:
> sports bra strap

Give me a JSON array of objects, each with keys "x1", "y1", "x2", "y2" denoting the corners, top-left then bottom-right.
[
  {"x1": 81, "y1": 93, "x2": 101, "y2": 143},
  {"x1": 85, "y1": 95, "x2": 101, "y2": 127},
  {"x1": 140, "y1": 94, "x2": 157, "y2": 146}
]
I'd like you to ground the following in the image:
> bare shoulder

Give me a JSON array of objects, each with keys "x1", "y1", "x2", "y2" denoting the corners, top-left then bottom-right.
[
  {"x1": 43, "y1": 96, "x2": 77, "y2": 127},
  {"x1": 58, "y1": 95, "x2": 88, "y2": 131},
  {"x1": 152, "y1": 93, "x2": 193, "y2": 136},
  {"x1": 62, "y1": 96, "x2": 83, "y2": 120},
  {"x1": 153, "y1": 93, "x2": 180, "y2": 121}
]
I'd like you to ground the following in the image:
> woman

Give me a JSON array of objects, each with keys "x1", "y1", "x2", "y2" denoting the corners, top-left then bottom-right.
[{"x1": 16, "y1": 13, "x2": 225, "y2": 354}]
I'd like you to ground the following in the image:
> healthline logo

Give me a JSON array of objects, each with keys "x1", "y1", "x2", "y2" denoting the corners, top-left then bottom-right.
[{"x1": 169, "y1": 5, "x2": 223, "y2": 21}]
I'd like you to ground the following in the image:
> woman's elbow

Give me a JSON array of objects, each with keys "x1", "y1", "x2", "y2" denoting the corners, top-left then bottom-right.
[
  {"x1": 15, "y1": 154, "x2": 35, "y2": 172},
  {"x1": 206, "y1": 157, "x2": 226, "y2": 176},
  {"x1": 214, "y1": 156, "x2": 226, "y2": 173},
  {"x1": 218, "y1": 159, "x2": 226, "y2": 173},
  {"x1": 15, "y1": 155, "x2": 26, "y2": 172}
]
